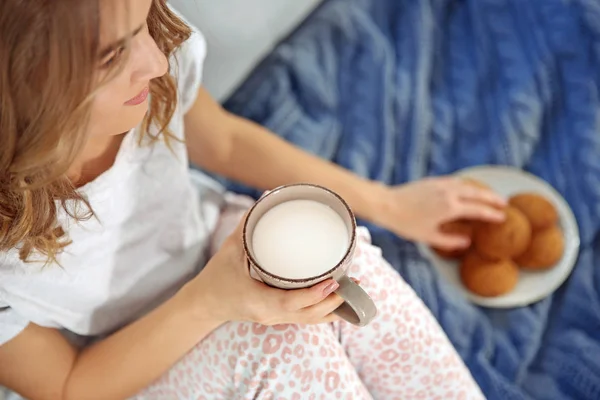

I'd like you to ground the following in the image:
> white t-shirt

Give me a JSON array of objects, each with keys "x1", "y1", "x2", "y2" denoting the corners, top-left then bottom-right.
[{"x1": 0, "y1": 28, "x2": 226, "y2": 345}]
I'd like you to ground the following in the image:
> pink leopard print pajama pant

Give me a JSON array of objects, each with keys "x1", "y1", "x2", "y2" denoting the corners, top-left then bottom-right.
[{"x1": 135, "y1": 196, "x2": 485, "y2": 400}]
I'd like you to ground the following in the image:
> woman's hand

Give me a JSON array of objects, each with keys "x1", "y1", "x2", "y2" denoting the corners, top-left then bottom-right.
[
  {"x1": 371, "y1": 177, "x2": 507, "y2": 250},
  {"x1": 184, "y1": 215, "x2": 344, "y2": 326}
]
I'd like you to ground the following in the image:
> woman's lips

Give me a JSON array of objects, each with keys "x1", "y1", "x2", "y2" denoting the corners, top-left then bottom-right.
[{"x1": 124, "y1": 87, "x2": 150, "y2": 106}]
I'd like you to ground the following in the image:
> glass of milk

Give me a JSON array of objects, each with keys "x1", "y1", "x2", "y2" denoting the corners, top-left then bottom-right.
[{"x1": 243, "y1": 183, "x2": 377, "y2": 327}]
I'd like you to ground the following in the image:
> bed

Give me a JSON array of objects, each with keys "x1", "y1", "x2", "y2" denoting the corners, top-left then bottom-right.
[
  {"x1": 3, "y1": 1, "x2": 598, "y2": 399},
  {"x1": 209, "y1": 0, "x2": 600, "y2": 399}
]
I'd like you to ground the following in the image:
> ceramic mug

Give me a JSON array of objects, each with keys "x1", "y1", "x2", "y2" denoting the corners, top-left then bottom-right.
[{"x1": 242, "y1": 183, "x2": 377, "y2": 327}]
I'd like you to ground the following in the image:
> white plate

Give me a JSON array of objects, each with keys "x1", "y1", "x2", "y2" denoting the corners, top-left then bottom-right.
[{"x1": 417, "y1": 166, "x2": 580, "y2": 308}]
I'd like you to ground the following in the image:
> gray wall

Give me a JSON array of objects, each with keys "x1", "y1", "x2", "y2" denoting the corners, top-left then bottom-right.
[{"x1": 170, "y1": 0, "x2": 323, "y2": 101}]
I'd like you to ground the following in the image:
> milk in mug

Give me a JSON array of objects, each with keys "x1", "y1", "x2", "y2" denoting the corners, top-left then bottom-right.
[{"x1": 251, "y1": 199, "x2": 349, "y2": 279}]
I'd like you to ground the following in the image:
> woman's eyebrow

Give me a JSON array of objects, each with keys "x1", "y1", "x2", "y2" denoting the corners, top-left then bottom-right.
[{"x1": 98, "y1": 24, "x2": 144, "y2": 59}]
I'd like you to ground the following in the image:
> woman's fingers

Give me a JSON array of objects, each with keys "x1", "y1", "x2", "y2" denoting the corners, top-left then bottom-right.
[
  {"x1": 253, "y1": 279, "x2": 360, "y2": 325},
  {"x1": 430, "y1": 232, "x2": 471, "y2": 250},
  {"x1": 453, "y1": 201, "x2": 506, "y2": 222},
  {"x1": 309, "y1": 313, "x2": 342, "y2": 325},
  {"x1": 277, "y1": 279, "x2": 340, "y2": 312},
  {"x1": 455, "y1": 181, "x2": 507, "y2": 208},
  {"x1": 301, "y1": 292, "x2": 345, "y2": 321}
]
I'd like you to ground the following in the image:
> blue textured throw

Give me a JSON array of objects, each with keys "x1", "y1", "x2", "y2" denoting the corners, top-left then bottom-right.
[{"x1": 217, "y1": 0, "x2": 600, "y2": 398}]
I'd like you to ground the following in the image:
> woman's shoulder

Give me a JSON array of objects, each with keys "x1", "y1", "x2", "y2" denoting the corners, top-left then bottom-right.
[
  {"x1": 169, "y1": 8, "x2": 207, "y2": 114},
  {"x1": 171, "y1": 23, "x2": 207, "y2": 78},
  {"x1": 0, "y1": 251, "x2": 31, "y2": 346}
]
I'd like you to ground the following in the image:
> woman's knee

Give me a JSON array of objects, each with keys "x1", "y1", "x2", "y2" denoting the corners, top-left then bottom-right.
[
  {"x1": 216, "y1": 321, "x2": 333, "y2": 369},
  {"x1": 139, "y1": 322, "x2": 334, "y2": 398},
  {"x1": 349, "y1": 227, "x2": 413, "y2": 302},
  {"x1": 200, "y1": 321, "x2": 359, "y2": 398}
]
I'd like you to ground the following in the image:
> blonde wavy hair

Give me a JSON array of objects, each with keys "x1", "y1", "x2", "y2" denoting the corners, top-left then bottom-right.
[{"x1": 0, "y1": 0, "x2": 191, "y2": 263}]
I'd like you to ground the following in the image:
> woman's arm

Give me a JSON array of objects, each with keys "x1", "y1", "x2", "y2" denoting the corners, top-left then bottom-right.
[
  {"x1": 184, "y1": 88, "x2": 384, "y2": 223},
  {"x1": 0, "y1": 216, "x2": 347, "y2": 400},
  {"x1": 184, "y1": 88, "x2": 507, "y2": 249},
  {"x1": 0, "y1": 288, "x2": 221, "y2": 400}
]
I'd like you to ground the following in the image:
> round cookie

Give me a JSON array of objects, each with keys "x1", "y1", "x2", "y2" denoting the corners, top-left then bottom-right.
[
  {"x1": 515, "y1": 226, "x2": 564, "y2": 270},
  {"x1": 474, "y1": 206, "x2": 532, "y2": 260},
  {"x1": 433, "y1": 220, "x2": 474, "y2": 259},
  {"x1": 460, "y1": 252, "x2": 519, "y2": 297},
  {"x1": 508, "y1": 193, "x2": 558, "y2": 231}
]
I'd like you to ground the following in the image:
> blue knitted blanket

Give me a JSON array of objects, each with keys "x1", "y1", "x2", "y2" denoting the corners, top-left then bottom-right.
[{"x1": 219, "y1": 0, "x2": 600, "y2": 398}]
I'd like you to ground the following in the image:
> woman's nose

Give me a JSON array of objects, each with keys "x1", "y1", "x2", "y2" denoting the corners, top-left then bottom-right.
[{"x1": 130, "y1": 33, "x2": 169, "y2": 84}]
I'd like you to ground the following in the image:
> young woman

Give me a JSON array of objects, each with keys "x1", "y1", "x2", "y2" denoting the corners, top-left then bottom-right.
[{"x1": 0, "y1": 1, "x2": 505, "y2": 399}]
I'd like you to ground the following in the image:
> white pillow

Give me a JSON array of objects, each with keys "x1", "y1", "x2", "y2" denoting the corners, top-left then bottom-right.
[{"x1": 169, "y1": 0, "x2": 323, "y2": 101}]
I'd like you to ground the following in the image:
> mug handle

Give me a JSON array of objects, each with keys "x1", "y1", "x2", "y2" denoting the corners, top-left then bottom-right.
[{"x1": 333, "y1": 275, "x2": 377, "y2": 327}]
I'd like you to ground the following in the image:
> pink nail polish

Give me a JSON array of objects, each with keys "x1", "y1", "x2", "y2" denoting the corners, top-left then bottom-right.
[{"x1": 323, "y1": 281, "x2": 339, "y2": 297}]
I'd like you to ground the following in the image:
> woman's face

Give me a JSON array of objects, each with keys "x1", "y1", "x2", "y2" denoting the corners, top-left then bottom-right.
[{"x1": 88, "y1": 0, "x2": 169, "y2": 138}]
